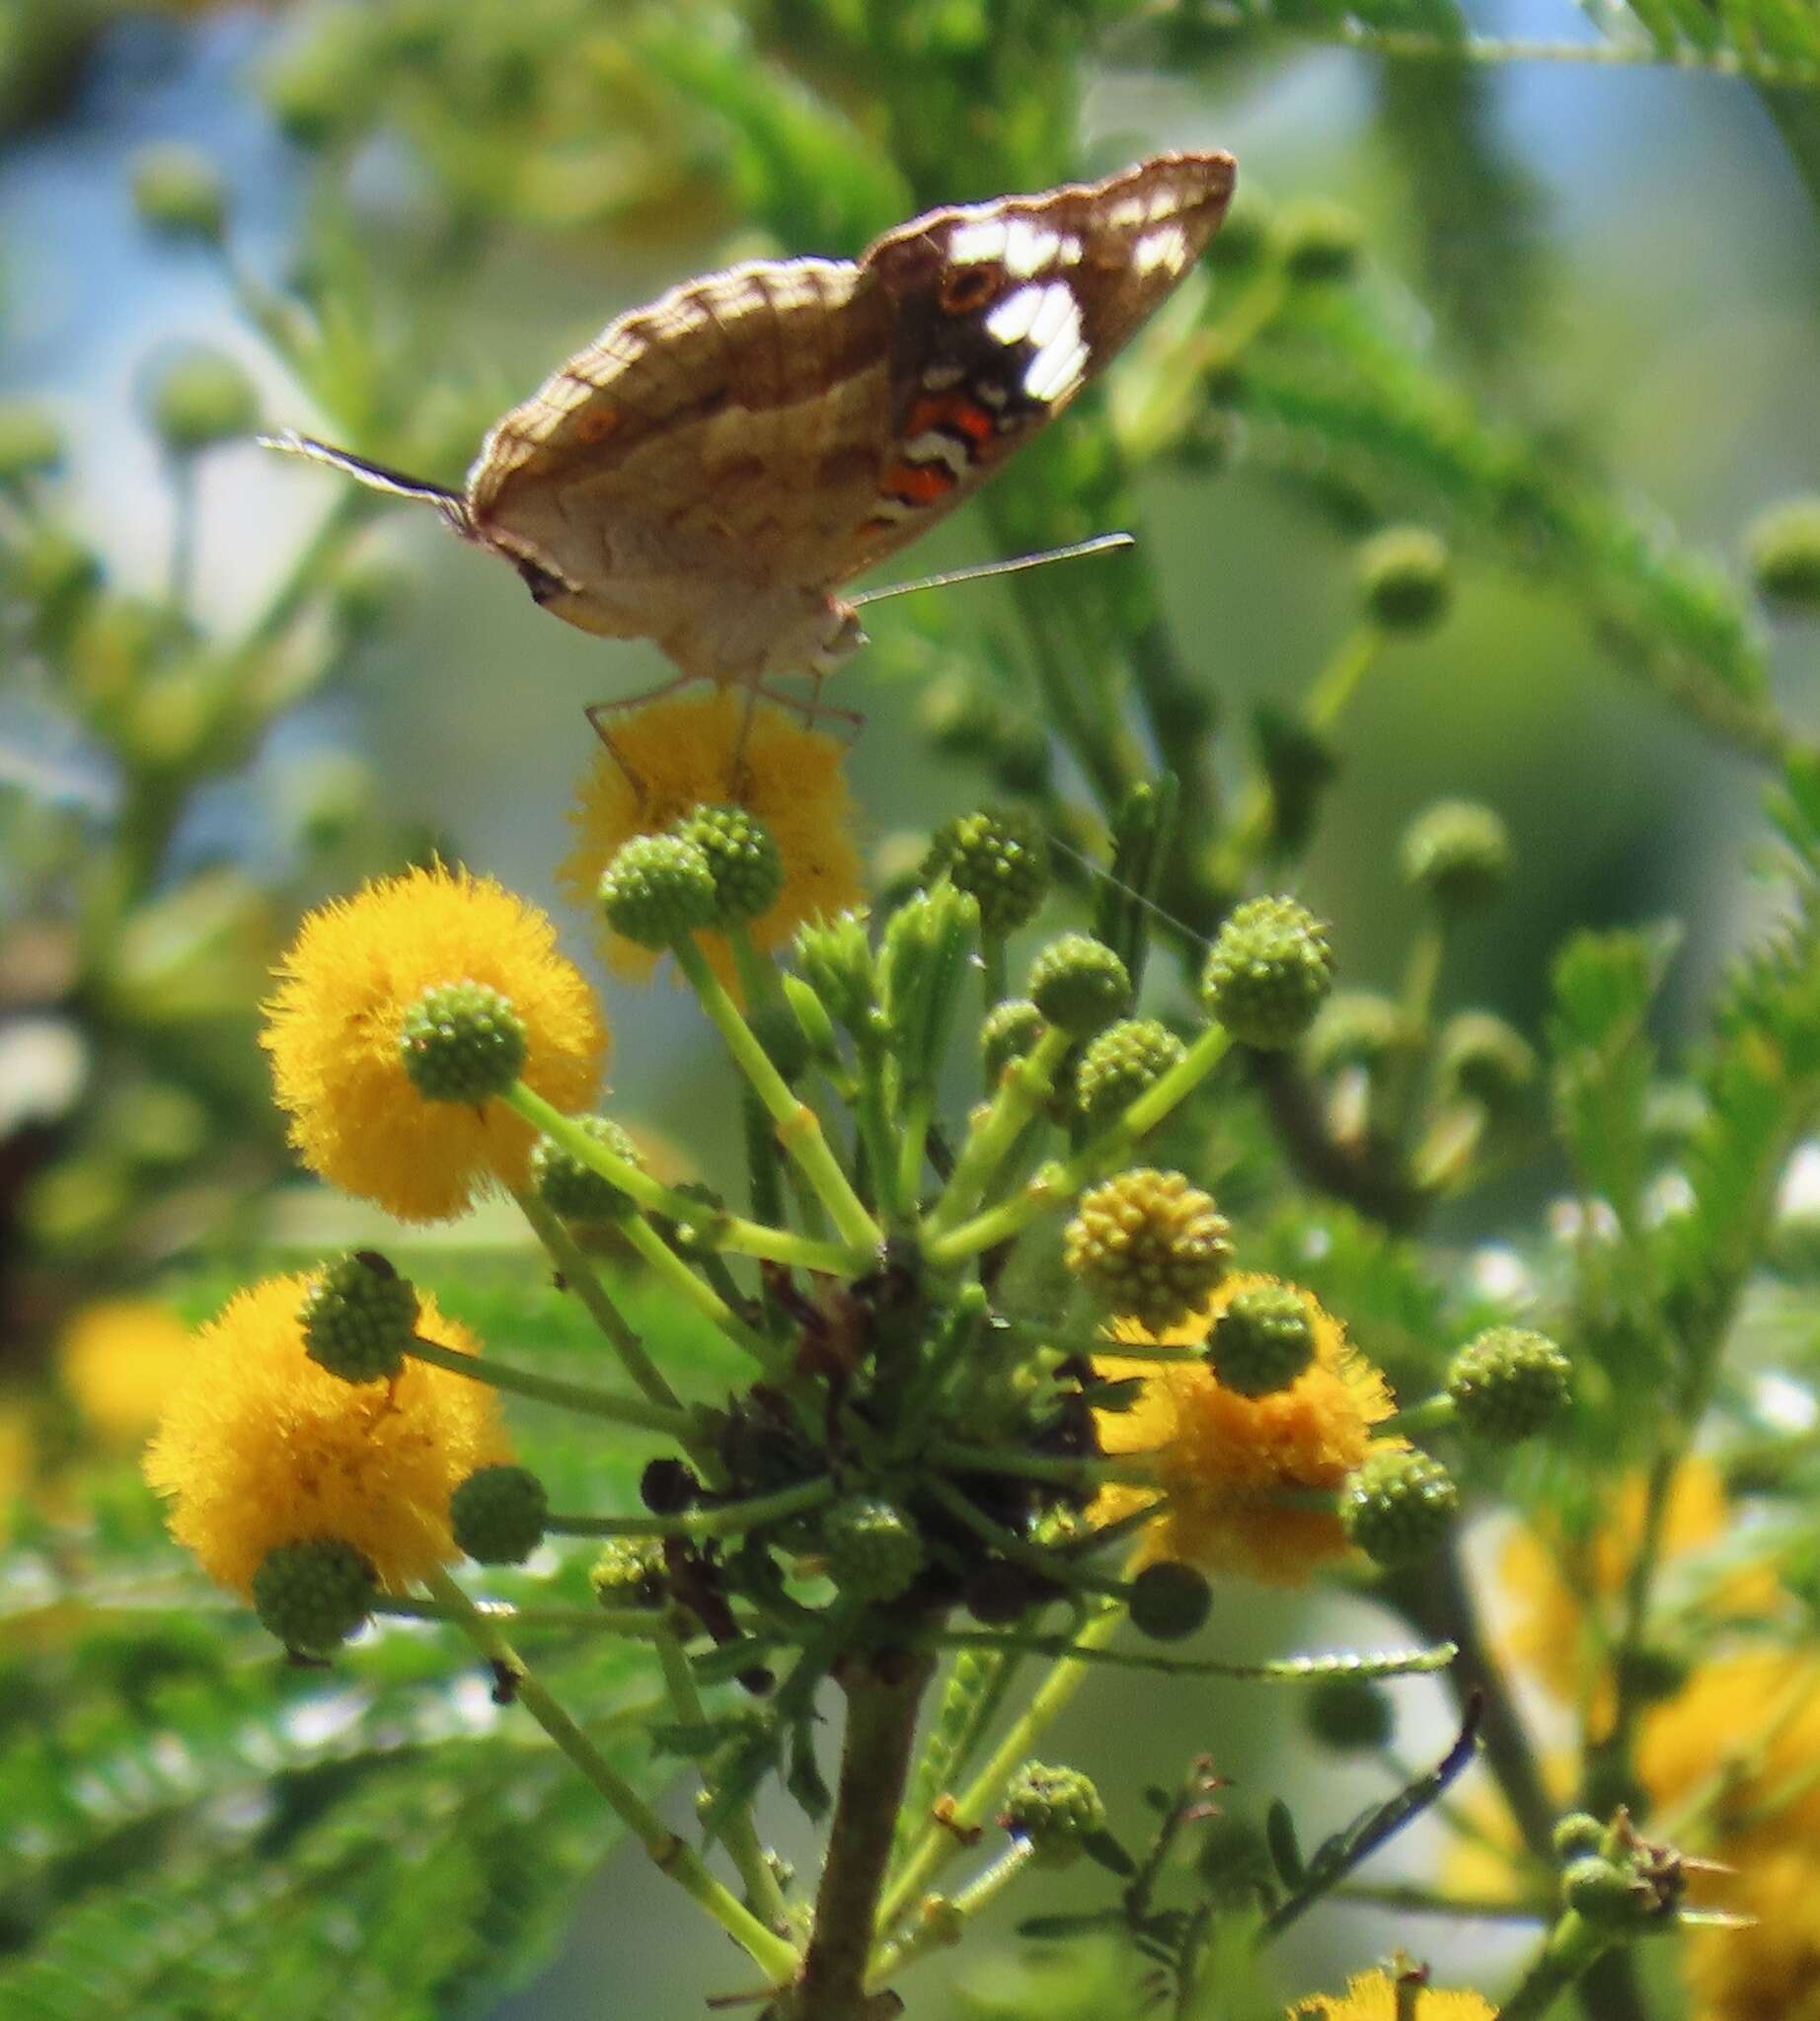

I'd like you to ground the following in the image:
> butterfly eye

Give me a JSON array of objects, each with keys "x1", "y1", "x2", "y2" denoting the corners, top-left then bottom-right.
[
  {"x1": 939, "y1": 264, "x2": 997, "y2": 316},
  {"x1": 514, "y1": 556, "x2": 567, "y2": 606}
]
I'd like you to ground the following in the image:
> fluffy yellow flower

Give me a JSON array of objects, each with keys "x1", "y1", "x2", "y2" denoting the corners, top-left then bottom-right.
[
  {"x1": 1290, "y1": 1970, "x2": 1496, "y2": 2020},
  {"x1": 1094, "y1": 1273, "x2": 1397, "y2": 1586},
  {"x1": 57, "y1": 1298, "x2": 192, "y2": 1446},
  {"x1": 263, "y1": 864, "x2": 607, "y2": 1221},
  {"x1": 145, "y1": 1273, "x2": 509, "y2": 1596},
  {"x1": 1498, "y1": 1458, "x2": 1782, "y2": 1725},
  {"x1": 1636, "y1": 1648, "x2": 1820, "y2": 1851},
  {"x1": 561, "y1": 692, "x2": 864, "y2": 988},
  {"x1": 1681, "y1": 1848, "x2": 1820, "y2": 2021}
]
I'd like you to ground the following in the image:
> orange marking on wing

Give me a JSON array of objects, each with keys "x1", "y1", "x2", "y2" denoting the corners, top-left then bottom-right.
[
  {"x1": 883, "y1": 461, "x2": 955, "y2": 504},
  {"x1": 906, "y1": 390, "x2": 996, "y2": 445},
  {"x1": 571, "y1": 406, "x2": 622, "y2": 447}
]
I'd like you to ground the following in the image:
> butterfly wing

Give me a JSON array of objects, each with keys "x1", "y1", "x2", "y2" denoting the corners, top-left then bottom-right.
[{"x1": 833, "y1": 149, "x2": 1237, "y2": 578}]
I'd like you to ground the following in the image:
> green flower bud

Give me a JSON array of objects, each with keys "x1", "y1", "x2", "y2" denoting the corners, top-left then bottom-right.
[
  {"x1": 450, "y1": 1463, "x2": 549, "y2": 1566},
  {"x1": 1201, "y1": 896, "x2": 1333, "y2": 1049},
  {"x1": 532, "y1": 1115, "x2": 644, "y2": 1223},
  {"x1": 1304, "y1": 990, "x2": 1403, "y2": 1077},
  {"x1": 299, "y1": 1249, "x2": 417, "y2": 1384},
  {"x1": 1280, "y1": 198, "x2": 1363, "y2": 283},
  {"x1": 253, "y1": 1537, "x2": 376, "y2": 1654},
  {"x1": 145, "y1": 346, "x2": 259, "y2": 455},
  {"x1": 1196, "y1": 1810, "x2": 1273, "y2": 1908},
  {"x1": 1615, "y1": 1639, "x2": 1692, "y2": 1707},
  {"x1": 822, "y1": 1497, "x2": 924, "y2": 1604},
  {"x1": 1561, "y1": 1854, "x2": 1650, "y2": 1924},
  {"x1": 1304, "y1": 1673, "x2": 1396, "y2": 1754},
  {"x1": 1207, "y1": 1283, "x2": 1316, "y2": 1396},
  {"x1": 1075, "y1": 1016, "x2": 1187, "y2": 1128},
  {"x1": 982, "y1": 998, "x2": 1047, "y2": 1085},
  {"x1": 794, "y1": 910, "x2": 875, "y2": 1038},
  {"x1": 1065, "y1": 1169, "x2": 1232, "y2": 1330},
  {"x1": 265, "y1": 14, "x2": 381, "y2": 150},
  {"x1": 131, "y1": 141, "x2": 229, "y2": 242},
  {"x1": 1001, "y1": 1761, "x2": 1108, "y2": 1866},
  {"x1": 0, "y1": 400, "x2": 65, "y2": 484},
  {"x1": 1746, "y1": 496, "x2": 1820, "y2": 611},
  {"x1": 923, "y1": 806, "x2": 1052, "y2": 936},
  {"x1": 1553, "y1": 1813, "x2": 1607, "y2": 1862},
  {"x1": 1437, "y1": 1010, "x2": 1537, "y2": 1110},
  {"x1": 674, "y1": 804, "x2": 785, "y2": 926},
  {"x1": 1127, "y1": 1559, "x2": 1212, "y2": 1641},
  {"x1": 1446, "y1": 1326, "x2": 1570, "y2": 1441},
  {"x1": 598, "y1": 833, "x2": 719, "y2": 947},
  {"x1": 14, "y1": 527, "x2": 101, "y2": 631},
  {"x1": 591, "y1": 1536, "x2": 669, "y2": 1609},
  {"x1": 1357, "y1": 526, "x2": 1453, "y2": 633},
  {"x1": 398, "y1": 980, "x2": 527, "y2": 1102},
  {"x1": 1401, "y1": 800, "x2": 1511, "y2": 912},
  {"x1": 1341, "y1": 1447, "x2": 1459, "y2": 1567},
  {"x1": 1028, "y1": 933, "x2": 1132, "y2": 1039}
]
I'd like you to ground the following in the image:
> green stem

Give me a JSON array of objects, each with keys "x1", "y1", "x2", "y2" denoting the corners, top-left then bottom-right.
[
  {"x1": 873, "y1": 1603, "x2": 1121, "y2": 1945},
  {"x1": 980, "y1": 932, "x2": 1008, "y2": 1018},
  {"x1": 510, "y1": 1187, "x2": 682, "y2": 1415},
  {"x1": 1496, "y1": 1911, "x2": 1618, "y2": 2021},
  {"x1": 548, "y1": 1477, "x2": 834, "y2": 1542},
  {"x1": 923, "y1": 1025, "x2": 1232, "y2": 1264},
  {"x1": 727, "y1": 919, "x2": 781, "y2": 1010},
  {"x1": 867, "y1": 1838, "x2": 1035, "y2": 1989},
  {"x1": 1381, "y1": 917, "x2": 1447, "y2": 1146},
  {"x1": 614, "y1": 1213, "x2": 782, "y2": 1370},
  {"x1": 403, "y1": 1333, "x2": 696, "y2": 1440},
  {"x1": 373, "y1": 1597, "x2": 668, "y2": 1635},
  {"x1": 671, "y1": 934, "x2": 882, "y2": 1260},
  {"x1": 856, "y1": 1047, "x2": 902, "y2": 1223},
  {"x1": 420, "y1": 1566, "x2": 800, "y2": 1985},
  {"x1": 895, "y1": 1085, "x2": 936, "y2": 1215},
  {"x1": 926, "y1": 1026, "x2": 1071, "y2": 1236},
  {"x1": 656, "y1": 1626, "x2": 792, "y2": 1933},
  {"x1": 507, "y1": 1085, "x2": 860, "y2": 1276}
]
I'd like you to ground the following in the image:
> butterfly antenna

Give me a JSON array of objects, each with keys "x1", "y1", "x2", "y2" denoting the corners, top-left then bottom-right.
[
  {"x1": 849, "y1": 531, "x2": 1135, "y2": 608},
  {"x1": 259, "y1": 429, "x2": 474, "y2": 535}
]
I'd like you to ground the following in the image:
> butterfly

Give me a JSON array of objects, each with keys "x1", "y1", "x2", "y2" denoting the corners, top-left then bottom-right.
[{"x1": 266, "y1": 151, "x2": 1235, "y2": 699}]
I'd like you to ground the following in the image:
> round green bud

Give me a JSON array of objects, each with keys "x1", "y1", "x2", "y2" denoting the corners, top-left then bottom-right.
[
  {"x1": 822, "y1": 1497, "x2": 925, "y2": 1604},
  {"x1": 299, "y1": 1249, "x2": 418, "y2": 1383},
  {"x1": 264, "y1": 15, "x2": 379, "y2": 150},
  {"x1": 1340, "y1": 1447, "x2": 1459, "y2": 1567},
  {"x1": 450, "y1": 1463, "x2": 549, "y2": 1566},
  {"x1": 1207, "y1": 1283, "x2": 1316, "y2": 1396},
  {"x1": 1746, "y1": 496, "x2": 1820, "y2": 611},
  {"x1": 1001, "y1": 1761, "x2": 1108, "y2": 1866},
  {"x1": 1615, "y1": 1639, "x2": 1692, "y2": 1707},
  {"x1": 923, "y1": 806, "x2": 1052, "y2": 936},
  {"x1": 1437, "y1": 1010, "x2": 1536, "y2": 1110},
  {"x1": 252, "y1": 1537, "x2": 376, "y2": 1654},
  {"x1": 398, "y1": 980, "x2": 527, "y2": 1102},
  {"x1": 1128, "y1": 1559, "x2": 1212, "y2": 1641},
  {"x1": 1028, "y1": 933, "x2": 1132, "y2": 1039},
  {"x1": 793, "y1": 909, "x2": 875, "y2": 1036},
  {"x1": 131, "y1": 141, "x2": 229, "y2": 242},
  {"x1": 1280, "y1": 198, "x2": 1363, "y2": 283},
  {"x1": 1401, "y1": 800, "x2": 1511, "y2": 912},
  {"x1": 590, "y1": 1536, "x2": 669, "y2": 1610},
  {"x1": 1304, "y1": 1673, "x2": 1396, "y2": 1754},
  {"x1": 674, "y1": 804, "x2": 785, "y2": 926},
  {"x1": 0, "y1": 400, "x2": 65, "y2": 484},
  {"x1": 598, "y1": 833, "x2": 719, "y2": 948},
  {"x1": 1305, "y1": 991, "x2": 1403, "y2": 1076},
  {"x1": 1064, "y1": 1168, "x2": 1233, "y2": 1331},
  {"x1": 1201, "y1": 895, "x2": 1333, "y2": 1049},
  {"x1": 15, "y1": 527, "x2": 101, "y2": 629},
  {"x1": 1561, "y1": 1854, "x2": 1647, "y2": 1924},
  {"x1": 1196, "y1": 1810, "x2": 1273, "y2": 1908},
  {"x1": 1553, "y1": 1812, "x2": 1607, "y2": 1862},
  {"x1": 1446, "y1": 1326, "x2": 1570, "y2": 1442},
  {"x1": 145, "y1": 346, "x2": 259, "y2": 456},
  {"x1": 1357, "y1": 526, "x2": 1453, "y2": 633},
  {"x1": 982, "y1": 998, "x2": 1047, "y2": 1085},
  {"x1": 1075, "y1": 1016, "x2": 1187, "y2": 1129},
  {"x1": 531, "y1": 1114, "x2": 644, "y2": 1223}
]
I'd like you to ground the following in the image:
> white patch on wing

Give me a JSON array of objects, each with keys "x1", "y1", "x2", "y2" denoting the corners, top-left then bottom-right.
[
  {"x1": 1108, "y1": 193, "x2": 1148, "y2": 228},
  {"x1": 1024, "y1": 337, "x2": 1089, "y2": 405},
  {"x1": 1060, "y1": 235, "x2": 1084, "y2": 264},
  {"x1": 1134, "y1": 222, "x2": 1188, "y2": 275},
  {"x1": 903, "y1": 430, "x2": 971, "y2": 476},
  {"x1": 1025, "y1": 282, "x2": 1079, "y2": 352},
  {"x1": 1148, "y1": 184, "x2": 1185, "y2": 221},
  {"x1": 949, "y1": 218, "x2": 1010, "y2": 263},
  {"x1": 1004, "y1": 218, "x2": 1061, "y2": 277},
  {"x1": 985, "y1": 283, "x2": 1045, "y2": 346}
]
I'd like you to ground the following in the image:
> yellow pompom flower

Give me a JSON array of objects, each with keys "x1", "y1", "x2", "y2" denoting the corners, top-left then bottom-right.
[
  {"x1": 262, "y1": 864, "x2": 607, "y2": 1222},
  {"x1": 1290, "y1": 1970, "x2": 1495, "y2": 2020},
  {"x1": 57, "y1": 1298, "x2": 192, "y2": 1446},
  {"x1": 561, "y1": 692, "x2": 864, "y2": 988},
  {"x1": 1636, "y1": 1647, "x2": 1820, "y2": 1850},
  {"x1": 1094, "y1": 1273, "x2": 1398, "y2": 1586},
  {"x1": 145, "y1": 1273, "x2": 510, "y2": 1596}
]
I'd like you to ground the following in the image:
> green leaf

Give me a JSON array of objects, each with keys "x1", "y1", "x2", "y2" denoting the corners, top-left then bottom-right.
[
  {"x1": 1080, "y1": 1828, "x2": 1138, "y2": 1878},
  {"x1": 1263, "y1": 1799, "x2": 1305, "y2": 1888}
]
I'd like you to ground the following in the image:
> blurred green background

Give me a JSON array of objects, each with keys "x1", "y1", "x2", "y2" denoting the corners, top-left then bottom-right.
[{"x1": 3, "y1": 1, "x2": 1817, "y2": 2013}]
